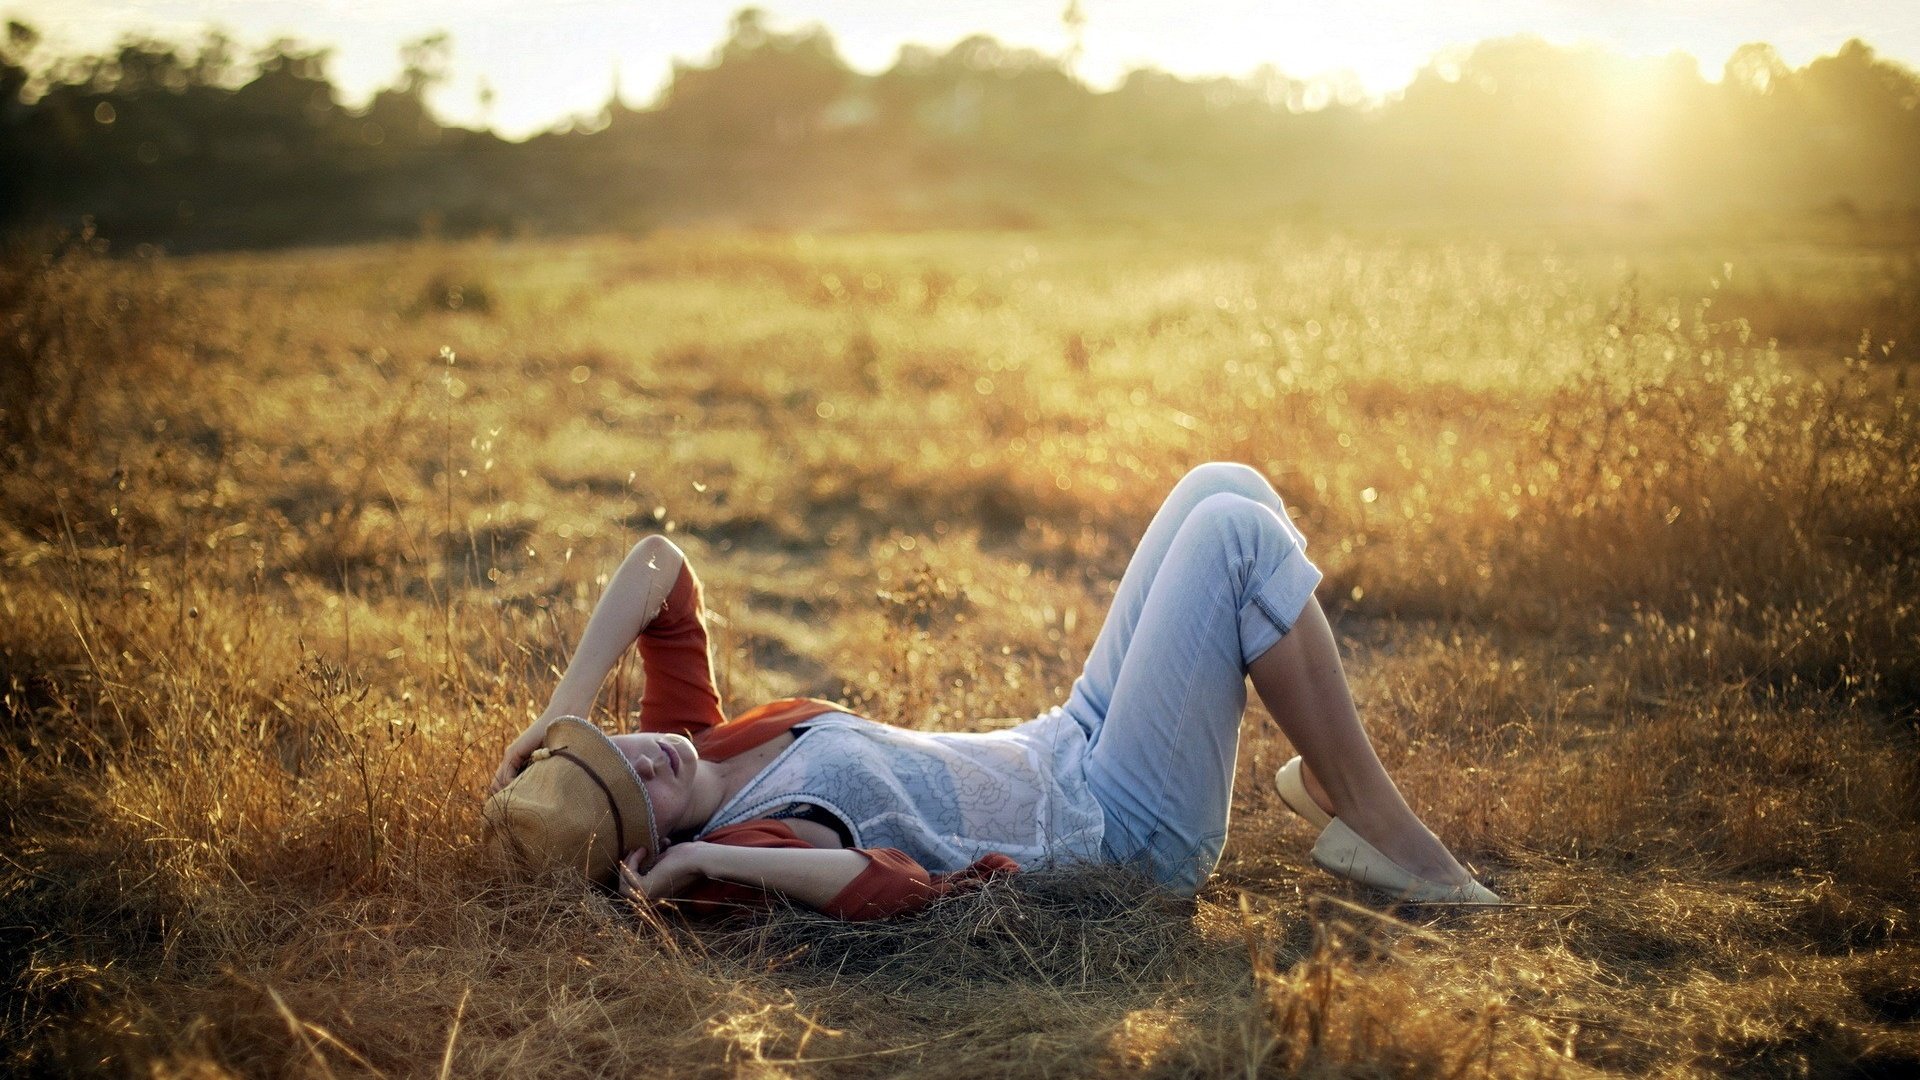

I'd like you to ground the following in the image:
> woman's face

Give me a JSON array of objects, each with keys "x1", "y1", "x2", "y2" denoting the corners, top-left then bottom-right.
[{"x1": 608, "y1": 732, "x2": 703, "y2": 837}]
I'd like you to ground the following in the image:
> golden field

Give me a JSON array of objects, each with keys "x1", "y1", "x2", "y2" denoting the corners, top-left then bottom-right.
[{"x1": 2, "y1": 226, "x2": 1917, "y2": 1077}]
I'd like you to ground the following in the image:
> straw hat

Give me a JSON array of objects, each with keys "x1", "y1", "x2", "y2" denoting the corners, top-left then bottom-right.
[{"x1": 482, "y1": 716, "x2": 659, "y2": 887}]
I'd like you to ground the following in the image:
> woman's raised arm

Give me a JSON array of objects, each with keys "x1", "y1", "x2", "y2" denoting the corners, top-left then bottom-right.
[{"x1": 490, "y1": 534, "x2": 705, "y2": 793}]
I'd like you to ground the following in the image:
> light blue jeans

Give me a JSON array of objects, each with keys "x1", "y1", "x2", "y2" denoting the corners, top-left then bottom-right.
[{"x1": 1064, "y1": 463, "x2": 1324, "y2": 894}]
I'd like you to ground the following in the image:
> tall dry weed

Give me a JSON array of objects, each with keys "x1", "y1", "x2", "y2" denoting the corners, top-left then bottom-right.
[{"x1": 0, "y1": 230, "x2": 193, "y2": 462}]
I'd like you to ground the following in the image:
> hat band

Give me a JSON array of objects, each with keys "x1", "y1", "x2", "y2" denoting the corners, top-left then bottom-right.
[{"x1": 548, "y1": 748, "x2": 628, "y2": 859}]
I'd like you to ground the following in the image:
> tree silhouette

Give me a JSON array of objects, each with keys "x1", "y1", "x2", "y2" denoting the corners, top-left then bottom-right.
[{"x1": 1, "y1": 9, "x2": 1916, "y2": 248}]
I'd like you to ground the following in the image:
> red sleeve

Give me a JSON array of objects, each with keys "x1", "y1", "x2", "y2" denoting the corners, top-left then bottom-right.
[
  {"x1": 668, "y1": 819, "x2": 1021, "y2": 922},
  {"x1": 638, "y1": 561, "x2": 726, "y2": 736},
  {"x1": 820, "y1": 847, "x2": 1021, "y2": 921}
]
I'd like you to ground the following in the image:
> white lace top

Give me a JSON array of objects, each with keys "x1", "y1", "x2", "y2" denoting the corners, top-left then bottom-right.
[{"x1": 702, "y1": 708, "x2": 1107, "y2": 873}]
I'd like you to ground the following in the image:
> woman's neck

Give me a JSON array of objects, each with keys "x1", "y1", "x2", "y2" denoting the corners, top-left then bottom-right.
[
  {"x1": 675, "y1": 752, "x2": 754, "y2": 835},
  {"x1": 682, "y1": 732, "x2": 796, "y2": 836}
]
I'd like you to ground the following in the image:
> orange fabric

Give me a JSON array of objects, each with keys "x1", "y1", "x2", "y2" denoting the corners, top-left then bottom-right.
[
  {"x1": 631, "y1": 570, "x2": 1023, "y2": 920},
  {"x1": 823, "y1": 847, "x2": 1020, "y2": 921},
  {"x1": 637, "y1": 563, "x2": 726, "y2": 736},
  {"x1": 689, "y1": 697, "x2": 848, "y2": 760}
]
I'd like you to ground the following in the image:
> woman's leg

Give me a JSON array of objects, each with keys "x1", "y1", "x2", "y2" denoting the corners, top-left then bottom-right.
[
  {"x1": 1248, "y1": 598, "x2": 1471, "y2": 887},
  {"x1": 1075, "y1": 489, "x2": 1323, "y2": 891},
  {"x1": 1075, "y1": 473, "x2": 1473, "y2": 892},
  {"x1": 1064, "y1": 462, "x2": 1305, "y2": 733}
]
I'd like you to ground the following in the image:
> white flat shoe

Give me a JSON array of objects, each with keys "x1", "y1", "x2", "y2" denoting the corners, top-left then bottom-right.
[
  {"x1": 1274, "y1": 756, "x2": 1334, "y2": 830},
  {"x1": 1310, "y1": 818, "x2": 1505, "y2": 905}
]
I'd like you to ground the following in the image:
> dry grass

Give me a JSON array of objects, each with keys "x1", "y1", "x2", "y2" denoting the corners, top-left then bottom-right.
[{"x1": 2, "y1": 226, "x2": 1916, "y2": 1078}]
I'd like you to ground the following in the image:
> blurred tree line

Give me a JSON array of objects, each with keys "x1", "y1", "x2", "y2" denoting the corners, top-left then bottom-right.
[{"x1": 3, "y1": 8, "x2": 1918, "y2": 250}]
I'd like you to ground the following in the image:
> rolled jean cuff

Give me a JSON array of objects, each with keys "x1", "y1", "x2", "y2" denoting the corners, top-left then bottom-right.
[{"x1": 1238, "y1": 546, "x2": 1323, "y2": 666}]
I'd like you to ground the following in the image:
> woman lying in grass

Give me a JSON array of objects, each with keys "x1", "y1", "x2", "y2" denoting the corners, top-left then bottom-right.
[{"x1": 484, "y1": 463, "x2": 1500, "y2": 919}]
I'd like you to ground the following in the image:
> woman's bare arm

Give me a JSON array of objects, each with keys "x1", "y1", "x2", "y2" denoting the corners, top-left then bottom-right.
[
  {"x1": 489, "y1": 534, "x2": 685, "y2": 793},
  {"x1": 621, "y1": 841, "x2": 871, "y2": 911}
]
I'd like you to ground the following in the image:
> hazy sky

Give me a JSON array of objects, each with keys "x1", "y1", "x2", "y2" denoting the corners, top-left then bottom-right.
[{"x1": 9, "y1": 1, "x2": 1919, "y2": 139}]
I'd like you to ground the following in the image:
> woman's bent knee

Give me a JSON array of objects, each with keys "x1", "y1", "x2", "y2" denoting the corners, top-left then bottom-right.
[
  {"x1": 1186, "y1": 491, "x2": 1286, "y2": 546},
  {"x1": 1175, "y1": 461, "x2": 1279, "y2": 506}
]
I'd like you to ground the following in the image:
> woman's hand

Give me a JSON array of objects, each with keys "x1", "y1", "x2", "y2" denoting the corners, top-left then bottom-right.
[
  {"x1": 490, "y1": 716, "x2": 557, "y2": 794},
  {"x1": 616, "y1": 842, "x2": 710, "y2": 904}
]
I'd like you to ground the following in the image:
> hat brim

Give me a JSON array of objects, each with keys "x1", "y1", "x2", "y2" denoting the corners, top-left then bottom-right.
[{"x1": 483, "y1": 717, "x2": 660, "y2": 885}]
